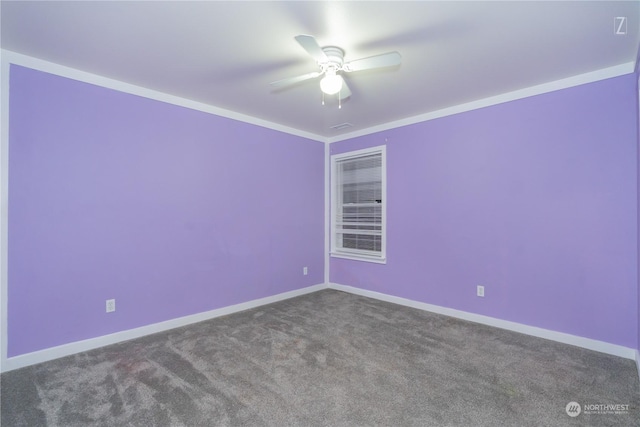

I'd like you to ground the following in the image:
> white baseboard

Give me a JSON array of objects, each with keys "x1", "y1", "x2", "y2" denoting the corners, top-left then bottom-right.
[
  {"x1": 3, "y1": 282, "x2": 637, "y2": 373},
  {"x1": 328, "y1": 283, "x2": 637, "y2": 361},
  {"x1": 0, "y1": 283, "x2": 326, "y2": 373}
]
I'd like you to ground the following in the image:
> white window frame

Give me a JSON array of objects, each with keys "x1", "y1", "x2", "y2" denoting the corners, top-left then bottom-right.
[{"x1": 330, "y1": 145, "x2": 386, "y2": 264}]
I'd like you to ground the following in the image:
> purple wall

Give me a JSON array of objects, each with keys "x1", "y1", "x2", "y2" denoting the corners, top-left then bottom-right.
[
  {"x1": 331, "y1": 74, "x2": 639, "y2": 349},
  {"x1": 7, "y1": 64, "x2": 639, "y2": 358},
  {"x1": 8, "y1": 65, "x2": 325, "y2": 357}
]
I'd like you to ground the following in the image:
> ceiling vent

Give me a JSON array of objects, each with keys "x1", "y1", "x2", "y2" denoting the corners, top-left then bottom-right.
[{"x1": 330, "y1": 122, "x2": 353, "y2": 131}]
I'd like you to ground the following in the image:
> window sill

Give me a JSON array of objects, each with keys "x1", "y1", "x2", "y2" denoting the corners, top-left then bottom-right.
[{"x1": 330, "y1": 252, "x2": 387, "y2": 264}]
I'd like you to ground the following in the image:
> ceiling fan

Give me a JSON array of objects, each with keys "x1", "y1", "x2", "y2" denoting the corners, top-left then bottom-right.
[{"x1": 270, "y1": 35, "x2": 401, "y2": 104}]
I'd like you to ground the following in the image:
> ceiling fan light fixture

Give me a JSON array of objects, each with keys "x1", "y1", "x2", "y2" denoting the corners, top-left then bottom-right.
[
  {"x1": 320, "y1": 70, "x2": 343, "y2": 95},
  {"x1": 271, "y1": 35, "x2": 401, "y2": 102}
]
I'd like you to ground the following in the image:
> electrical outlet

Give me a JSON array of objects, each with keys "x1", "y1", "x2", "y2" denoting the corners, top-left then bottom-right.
[
  {"x1": 106, "y1": 299, "x2": 116, "y2": 313},
  {"x1": 303, "y1": 266, "x2": 308, "y2": 276},
  {"x1": 477, "y1": 286, "x2": 485, "y2": 297}
]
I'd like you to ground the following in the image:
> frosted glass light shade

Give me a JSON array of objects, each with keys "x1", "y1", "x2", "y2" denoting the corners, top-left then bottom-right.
[{"x1": 320, "y1": 71, "x2": 343, "y2": 95}]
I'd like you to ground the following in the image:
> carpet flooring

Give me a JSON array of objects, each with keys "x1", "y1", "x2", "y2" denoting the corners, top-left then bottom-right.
[{"x1": 1, "y1": 289, "x2": 638, "y2": 426}]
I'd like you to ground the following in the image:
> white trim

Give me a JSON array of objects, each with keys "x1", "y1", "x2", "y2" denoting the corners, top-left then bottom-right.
[
  {"x1": 328, "y1": 62, "x2": 637, "y2": 143},
  {"x1": 0, "y1": 50, "x2": 326, "y2": 143},
  {"x1": 0, "y1": 283, "x2": 326, "y2": 372},
  {"x1": 330, "y1": 145, "x2": 387, "y2": 263},
  {"x1": 328, "y1": 283, "x2": 637, "y2": 361},
  {"x1": 4, "y1": 52, "x2": 634, "y2": 148},
  {"x1": 3, "y1": 51, "x2": 633, "y2": 146},
  {"x1": 2, "y1": 281, "x2": 636, "y2": 371},
  {"x1": 0, "y1": 51, "x2": 10, "y2": 372},
  {"x1": 330, "y1": 252, "x2": 387, "y2": 264},
  {"x1": 324, "y1": 142, "x2": 331, "y2": 285}
]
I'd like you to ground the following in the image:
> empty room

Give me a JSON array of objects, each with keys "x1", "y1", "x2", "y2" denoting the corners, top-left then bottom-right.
[{"x1": 1, "y1": 1, "x2": 639, "y2": 426}]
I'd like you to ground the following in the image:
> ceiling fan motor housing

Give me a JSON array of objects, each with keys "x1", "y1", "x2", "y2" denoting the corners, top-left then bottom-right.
[{"x1": 321, "y1": 46, "x2": 344, "y2": 71}]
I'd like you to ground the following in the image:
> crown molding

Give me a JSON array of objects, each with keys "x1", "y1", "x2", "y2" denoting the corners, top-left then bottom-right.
[
  {"x1": 1, "y1": 50, "x2": 327, "y2": 143},
  {"x1": 3, "y1": 51, "x2": 635, "y2": 145},
  {"x1": 328, "y1": 61, "x2": 636, "y2": 143}
]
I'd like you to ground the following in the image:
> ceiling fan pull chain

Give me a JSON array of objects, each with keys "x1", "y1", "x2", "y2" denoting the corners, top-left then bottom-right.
[
  {"x1": 322, "y1": 91, "x2": 325, "y2": 106},
  {"x1": 338, "y1": 91, "x2": 342, "y2": 109}
]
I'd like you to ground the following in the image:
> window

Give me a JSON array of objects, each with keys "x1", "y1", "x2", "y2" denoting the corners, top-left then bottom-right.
[{"x1": 331, "y1": 145, "x2": 386, "y2": 263}]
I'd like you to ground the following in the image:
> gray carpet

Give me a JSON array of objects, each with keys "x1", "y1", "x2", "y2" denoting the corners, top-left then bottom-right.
[{"x1": 1, "y1": 289, "x2": 638, "y2": 426}]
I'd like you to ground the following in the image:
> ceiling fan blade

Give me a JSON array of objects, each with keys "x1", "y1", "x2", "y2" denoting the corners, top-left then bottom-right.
[
  {"x1": 269, "y1": 71, "x2": 321, "y2": 88},
  {"x1": 339, "y1": 79, "x2": 352, "y2": 100},
  {"x1": 344, "y1": 51, "x2": 401, "y2": 72},
  {"x1": 295, "y1": 35, "x2": 328, "y2": 62}
]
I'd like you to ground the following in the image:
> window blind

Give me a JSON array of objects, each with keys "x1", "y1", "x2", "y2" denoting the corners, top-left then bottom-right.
[{"x1": 335, "y1": 152, "x2": 383, "y2": 255}]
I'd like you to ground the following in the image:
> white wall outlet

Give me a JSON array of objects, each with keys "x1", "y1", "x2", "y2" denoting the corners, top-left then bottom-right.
[
  {"x1": 303, "y1": 266, "x2": 308, "y2": 276},
  {"x1": 106, "y1": 299, "x2": 116, "y2": 313},
  {"x1": 477, "y1": 286, "x2": 485, "y2": 297}
]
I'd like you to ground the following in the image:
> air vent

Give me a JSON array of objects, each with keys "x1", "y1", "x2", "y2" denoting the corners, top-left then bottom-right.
[{"x1": 330, "y1": 122, "x2": 353, "y2": 131}]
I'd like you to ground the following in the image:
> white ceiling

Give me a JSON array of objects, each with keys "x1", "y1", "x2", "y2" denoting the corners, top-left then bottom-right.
[{"x1": 2, "y1": 1, "x2": 639, "y2": 140}]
